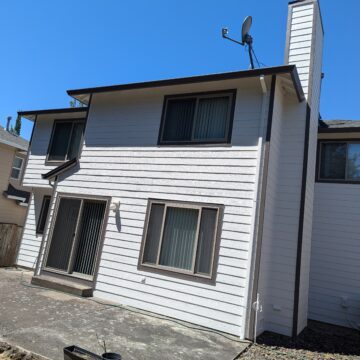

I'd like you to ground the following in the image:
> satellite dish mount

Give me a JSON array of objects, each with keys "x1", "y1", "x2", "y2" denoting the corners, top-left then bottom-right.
[{"x1": 222, "y1": 16, "x2": 255, "y2": 69}]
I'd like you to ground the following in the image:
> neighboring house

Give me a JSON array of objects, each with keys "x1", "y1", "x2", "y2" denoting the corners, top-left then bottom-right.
[
  {"x1": 0, "y1": 126, "x2": 30, "y2": 266},
  {"x1": 16, "y1": 0, "x2": 326, "y2": 339},
  {"x1": 309, "y1": 120, "x2": 360, "y2": 329}
]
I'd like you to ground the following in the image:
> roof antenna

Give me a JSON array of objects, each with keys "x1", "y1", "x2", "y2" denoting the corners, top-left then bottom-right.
[{"x1": 222, "y1": 16, "x2": 255, "y2": 69}]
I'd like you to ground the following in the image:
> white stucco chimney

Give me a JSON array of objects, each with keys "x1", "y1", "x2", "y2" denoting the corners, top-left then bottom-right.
[{"x1": 285, "y1": 0, "x2": 324, "y2": 108}]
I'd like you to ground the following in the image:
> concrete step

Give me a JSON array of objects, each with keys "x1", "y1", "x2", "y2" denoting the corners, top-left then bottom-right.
[{"x1": 31, "y1": 274, "x2": 93, "y2": 297}]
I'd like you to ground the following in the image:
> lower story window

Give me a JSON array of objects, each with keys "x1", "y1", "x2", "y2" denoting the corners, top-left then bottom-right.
[{"x1": 139, "y1": 200, "x2": 223, "y2": 282}]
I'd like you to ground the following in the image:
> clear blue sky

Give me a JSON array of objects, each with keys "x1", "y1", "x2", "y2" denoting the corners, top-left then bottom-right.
[{"x1": 1, "y1": 0, "x2": 359, "y2": 140}]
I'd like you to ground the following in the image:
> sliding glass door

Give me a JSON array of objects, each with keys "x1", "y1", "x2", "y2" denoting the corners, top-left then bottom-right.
[{"x1": 45, "y1": 196, "x2": 107, "y2": 278}]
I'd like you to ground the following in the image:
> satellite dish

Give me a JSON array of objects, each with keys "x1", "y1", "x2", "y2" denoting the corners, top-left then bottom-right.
[
  {"x1": 221, "y1": 15, "x2": 255, "y2": 69},
  {"x1": 241, "y1": 16, "x2": 252, "y2": 44}
]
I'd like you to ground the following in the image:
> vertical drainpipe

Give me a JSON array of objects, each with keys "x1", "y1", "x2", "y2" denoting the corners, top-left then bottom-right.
[{"x1": 244, "y1": 75, "x2": 277, "y2": 340}]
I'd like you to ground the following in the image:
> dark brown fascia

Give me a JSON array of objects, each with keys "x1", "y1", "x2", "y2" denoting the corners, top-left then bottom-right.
[
  {"x1": 42, "y1": 158, "x2": 78, "y2": 180},
  {"x1": 67, "y1": 65, "x2": 305, "y2": 103},
  {"x1": 18, "y1": 107, "x2": 88, "y2": 121}
]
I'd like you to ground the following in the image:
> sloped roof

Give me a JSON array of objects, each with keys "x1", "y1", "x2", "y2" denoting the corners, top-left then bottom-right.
[
  {"x1": 319, "y1": 120, "x2": 360, "y2": 133},
  {"x1": 0, "y1": 127, "x2": 28, "y2": 151}
]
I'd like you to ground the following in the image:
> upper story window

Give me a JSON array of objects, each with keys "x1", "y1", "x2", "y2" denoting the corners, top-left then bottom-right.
[
  {"x1": 158, "y1": 90, "x2": 236, "y2": 145},
  {"x1": 318, "y1": 141, "x2": 360, "y2": 181},
  {"x1": 10, "y1": 156, "x2": 23, "y2": 179},
  {"x1": 47, "y1": 119, "x2": 85, "y2": 162}
]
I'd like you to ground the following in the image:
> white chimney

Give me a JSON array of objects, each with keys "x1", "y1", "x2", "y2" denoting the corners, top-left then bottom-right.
[
  {"x1": 285, "y1": 0, "x2": 324, "y2": 109},
  {"x1": 285, "y1": 0, "x2": 324, "y2": 336}
]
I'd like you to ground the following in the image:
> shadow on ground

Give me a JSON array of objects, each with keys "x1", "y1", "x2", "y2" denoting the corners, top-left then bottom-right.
[{"x1": 257, "y1": 320, "x2": 360, "y2": 356}]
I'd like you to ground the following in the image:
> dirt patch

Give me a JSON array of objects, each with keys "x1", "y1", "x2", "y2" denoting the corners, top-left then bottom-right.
[
  {"x1": 0, "y1": 342, "x2": 44, "y2": 360},
  {"x1": 238, "y1": 321, "x2": 360, "y2": 360}
]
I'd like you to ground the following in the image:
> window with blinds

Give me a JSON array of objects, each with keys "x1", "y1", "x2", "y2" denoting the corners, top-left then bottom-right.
[
  {"x1": 47, "y1": 119, "x2": 85, "y2": 162},
  {"x1": 158, "y1": 91, "x2": 236, "y2": 145},
  {"x1": 139, "y1": 200, "x2": 223, "y2": 282}
]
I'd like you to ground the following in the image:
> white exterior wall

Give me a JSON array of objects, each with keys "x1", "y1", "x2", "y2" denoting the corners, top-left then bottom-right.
[
  {"x1": 258, "y1": 84, "x2": 308, "y2": 336},
  {"x1": 16, "y1": 187, "x2": 52, "y2": 268},
  {"x1": 280, "y1": 0, "x2": 323, "y2": 334},
  {"x1": 35, "y1": 77, "x2": 270, "y2": 337},
  {"x1": 309, "y1": 183, "x2": 360, "y2": 328},
  {"x1": 256, "y1": 81, "x2": 284, "y2": 334},
  {"x1": 296, "y1": 8, "x2": 323, "y2": 333}
]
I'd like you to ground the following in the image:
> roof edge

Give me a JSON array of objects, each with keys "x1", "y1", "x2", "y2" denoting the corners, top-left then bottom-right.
[
  {"x1": 67, "y1": 65, "x2": 304, "y2": 102},
  {"x1": 18, "y1": 107, "x2": 88, "y2": 121}
]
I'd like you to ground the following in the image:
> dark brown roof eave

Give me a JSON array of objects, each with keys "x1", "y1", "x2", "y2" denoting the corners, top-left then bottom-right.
[
  {"x1": 18, "y1": 107, "x2": 88, "y2": 121},
  {"x1": 42, "y1": 158, "x2": 78, "y2": 180},
  {"x1": 67, "y1": 65, "x2": 305, "y2": 103},
  {"x1": 318, "y1": 127, "x2": 360, "y2": 134}
]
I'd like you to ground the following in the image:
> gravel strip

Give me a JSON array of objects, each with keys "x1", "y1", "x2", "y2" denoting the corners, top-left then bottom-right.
[
  {"x1": 0, "y1": 342, "x2": 44, "y2": 360},
  {"x1": 238, "y1": 321, "x2": 360, "y2": 360}
]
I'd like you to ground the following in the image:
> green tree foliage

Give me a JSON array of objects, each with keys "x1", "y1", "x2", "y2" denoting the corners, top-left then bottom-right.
[{"x1": 14, "y1": 114, "x2": 21, "y2": 136}]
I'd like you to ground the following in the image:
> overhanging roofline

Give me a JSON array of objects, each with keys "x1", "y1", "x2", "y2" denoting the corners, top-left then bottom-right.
[
  {"x1": 0, "y1": 138, "x2": 28, "y2": 151},
  {"x1": 42, "y1": 158, "x2": 78, "y2": 180},
  {"x1": 318, "y1": 127, "x2": 360, "y2": 134},
  {"x1": 18, "y1": 107, "x2": 88, "y2": 121},
  {"x1": 67, "y1": 65, "x2": 305, "y2": 103}
]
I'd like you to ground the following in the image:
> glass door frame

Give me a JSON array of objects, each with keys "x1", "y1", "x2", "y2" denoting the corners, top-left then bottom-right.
[{"x1": 42, "y1": 193, "x2": 110, "y2": 281}]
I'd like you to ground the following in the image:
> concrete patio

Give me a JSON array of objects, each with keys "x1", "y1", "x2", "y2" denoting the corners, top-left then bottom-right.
[{"x1": 0, "y1": 268, "x2": 248, "y2": 360}]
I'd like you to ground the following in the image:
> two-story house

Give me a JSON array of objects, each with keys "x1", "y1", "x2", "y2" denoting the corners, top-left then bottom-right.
[{"x1": 16, "y1": 0, "x2": 323, "y2": 340}]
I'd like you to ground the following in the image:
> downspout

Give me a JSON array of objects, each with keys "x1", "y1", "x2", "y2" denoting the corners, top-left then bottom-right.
[{"x1": 244, "y1": 75, "x2": 277, "y2": 340}]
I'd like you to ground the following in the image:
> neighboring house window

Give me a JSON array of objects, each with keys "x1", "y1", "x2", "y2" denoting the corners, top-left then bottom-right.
[
  {"x1": 36, "y1": 196, "x2": 51, "y2": 234},
  {"x1": 11, "y1": 156, "x2": 23, "y2": 179},
  {"x1": 139, "y1": 200, "x2": 223, "y2": 281},
  {"x1": 47, "y1": 119, "x2": 85, "y2": 161},
  {"x1": 158, "y1": 90, "x2": 236, "y2": 145},
  {"x1": 319, "y1": 141, "x2": 360, "y2": 181}
]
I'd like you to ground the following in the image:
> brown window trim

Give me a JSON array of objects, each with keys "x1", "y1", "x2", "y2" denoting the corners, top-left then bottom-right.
[
  {"x1": 42, "y1": 193, "x2": 110, "y2": 282},
  {"x1": 36, "y1": 195, "x2": 51, "y2": 234},
  {"x1": 316, "y1": 139, "x2": 360, "y2": 184},
  {"x1": 138, "y1": 199, "x2": 224, "y2": 285},
  {"x1": 157, "y1": 89, "x2": 237, "y2": 146},
  {"x1": 45, "y1": 118, "x2": 86, "y2": 165}
]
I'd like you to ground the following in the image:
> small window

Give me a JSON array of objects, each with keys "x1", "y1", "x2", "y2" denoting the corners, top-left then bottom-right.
[
  {"x1": 47, "y1": 120, "x2": 85, "y2": 162},
  {"x1": 158, "y1": 91, "x2": 236, "y2": 145},
  {"x1": 319, "y1": 141, "x2": 360, "y2": 181},
  {"x1": 36, "y1": 196, "x2": 51, "y2": 234},
  {"x1": 139, "y1": 200, "x2": 222, "y2": 281},
  {"x1": 11, "y1": 156, "x2": 23, "y2": 179}
]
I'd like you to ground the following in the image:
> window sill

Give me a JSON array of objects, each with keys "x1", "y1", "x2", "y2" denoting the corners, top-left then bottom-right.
[
  {"x1": 45, "y1": 160, "x2": 67, "y2": 167},
  {"x1": 137, "y1": 263, "x2": 216, "y2": 285},
  {"x1": 157, "y1": 142, "x2": 232, "y2": 147}
]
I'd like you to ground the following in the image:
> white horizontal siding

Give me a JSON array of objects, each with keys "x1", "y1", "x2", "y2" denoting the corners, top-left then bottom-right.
[
  {"x1": 16, "y1": 188, "x2": 52, "y2": 268},
  {"x1": 309, "y1": 183, "x2": 360, "y2": 328},
  {"x1": 37, "y1": 78, "x2": 270, "y2": 337}
]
